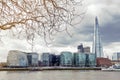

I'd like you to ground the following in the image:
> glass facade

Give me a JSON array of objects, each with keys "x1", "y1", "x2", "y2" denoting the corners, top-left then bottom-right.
[
  {"x1": 60, "y1": 51, "x2": 73, "y2": 67},
  {"x1": 27, "y1": 54, "x2": 32, "y2": 66},
  {"x1": 74, "y1": 53, "x2": 86, "y2": 67},
  {"x1": 49, "y1": 54, "x2": 60, "y2": 66},
  {"x1": 93, "y1": 17, "x2": 104, "y2": 58},
  {"x1": 87, "y1": 54, "x2": 96, "y2": 67},
  {"x1": 41, "y1": 53, "x2": 50, "y2": 66},
  {"x1": 27, "y1": 53, "x2": 39, "y2": 66}
]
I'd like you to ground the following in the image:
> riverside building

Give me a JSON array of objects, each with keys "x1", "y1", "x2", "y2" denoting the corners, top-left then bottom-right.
[
  {"x1": 27, "y1": 52, "x2": 39, "y2": 67},
  {"x1": 7, "y1": 50, "x2": 39, "y2": 67},
  {"x1": 86, "y1": 53, "x2": 96, "y2": 67},
  {"x1": 73, "y1": 53, "x2": 86, "y2": 67},
  {"x1": 60, "y1": 51, "x2": 73, "y2": 67},
  {"x1": 41, "y1": 53, "x2": 50, "y2": 66},
  {"x1": 7, "y1": 50, "x2": 28, "y2": 67}
]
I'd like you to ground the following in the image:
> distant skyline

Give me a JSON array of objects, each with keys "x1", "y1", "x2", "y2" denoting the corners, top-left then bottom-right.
[{"x1": 0, "y1": 0, "x2": 120, "y2": 62}]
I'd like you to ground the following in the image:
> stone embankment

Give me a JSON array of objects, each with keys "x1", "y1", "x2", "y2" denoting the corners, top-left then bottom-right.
[{"x1": 0, "y1": 67, "x2": 101, "y2": 71}]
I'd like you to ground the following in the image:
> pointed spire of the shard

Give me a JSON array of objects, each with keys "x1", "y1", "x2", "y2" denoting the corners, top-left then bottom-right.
[{"x1": 93, "y1": 16, "x2": 104, "y2": 58}]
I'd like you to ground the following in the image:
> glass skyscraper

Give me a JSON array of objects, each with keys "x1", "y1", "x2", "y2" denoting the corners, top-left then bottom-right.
[{"x1": 93, "y1": 17, "x2": 104, "y2": 58}]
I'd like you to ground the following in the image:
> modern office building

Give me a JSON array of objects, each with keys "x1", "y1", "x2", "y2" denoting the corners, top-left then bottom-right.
[
  {"x1": 41, "y1": 53, "x2": 50, "y2": 66},
  {"x1": 77, "y1": 44, "x2": 91, "y2": 53},
  {"x1": 7, "y1": 50, "x2": 39, "y2": 67},
  {"x1": 84, "y1": 47, "x2": 90, "y2": 53},
  {"x1": 86, "y1": 53, "x2": 96, "y2": 67},
  {"x1": 41, "y1": 53, "x2": 60, "y2": 66},
  {"x1": 49, "y1": 54, "x2": 56, "y2": 66},
  {"x1": 49, "y1": 54, "x2": 60, "y2": 66},
  {"x1": 74, "y1": 53, "x2": 86, "y2": 67},
  {"x1": 54, "y1": 55, "x2": 60, "y2": 66},
  {"x1": 93, "y1": 17, "x2": 104, "y2": 58},
  {"x1": 77, "y1": 44, "x2": 84, "y2": 53},
  {"x1": 27, "y1": 52, "x2": 39, "y2": 66},
  {"x1": 112, "y1": 52, "x2": 120, "y2": 60},
  {"x1": 7, "y1": 50, "x2": 28, "y2": 67},
  {"x1": 60, "y1": 51, "x2": 73, "y2": 67}
]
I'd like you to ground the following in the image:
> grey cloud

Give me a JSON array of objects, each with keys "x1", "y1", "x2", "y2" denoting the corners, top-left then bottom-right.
[
  {"x1": 53, "y1": 0, "x2": 120, "y2": 49},
  {"x1": 101, "y1": 15, "x2": 120, "y2": 44},
  {"x1": 52, "y1": 25, "x2": 94, "y2": 47}
]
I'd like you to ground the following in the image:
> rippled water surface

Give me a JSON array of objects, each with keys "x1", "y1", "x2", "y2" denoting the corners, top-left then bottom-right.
[{"x1": 0, "y1": 70, "x2": 120, "y2": 80}]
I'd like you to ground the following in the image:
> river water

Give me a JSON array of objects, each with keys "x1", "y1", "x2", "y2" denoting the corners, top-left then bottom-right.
[{"x1": 0, "y1": 70, "x2": 120, "y2": 80}]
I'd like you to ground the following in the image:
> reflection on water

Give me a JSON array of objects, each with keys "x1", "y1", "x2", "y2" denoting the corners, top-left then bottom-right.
[{"x1": 0, "y1": 70, "x2": 120, "y2": 80}]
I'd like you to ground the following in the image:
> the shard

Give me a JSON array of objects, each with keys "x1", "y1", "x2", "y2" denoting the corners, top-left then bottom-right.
[{"x1": 93, "y1": 17, "x2": 104, "y2": 58}]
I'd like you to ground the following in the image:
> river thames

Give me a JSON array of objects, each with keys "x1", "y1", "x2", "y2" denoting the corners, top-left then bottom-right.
[{"x1": 0, "y1": 70, "x2": 120, "y2": 80}]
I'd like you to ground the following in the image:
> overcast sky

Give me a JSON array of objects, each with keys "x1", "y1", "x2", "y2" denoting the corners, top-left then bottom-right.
[{"x1": 0, "y1": 0, "x2": 120, "y2": 62}]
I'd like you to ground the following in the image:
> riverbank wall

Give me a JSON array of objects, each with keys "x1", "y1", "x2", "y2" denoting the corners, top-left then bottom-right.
[{"x1": 0, "y1": 67, "x2": 101, "y2": 71}]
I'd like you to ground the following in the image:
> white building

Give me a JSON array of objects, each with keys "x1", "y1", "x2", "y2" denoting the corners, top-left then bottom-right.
[
  {"x1": 7, "y1": 50, "x2": 39, "y2": 67},
  {"x1": 7, "y1": 50, "x2": 28, "y2": 67}
]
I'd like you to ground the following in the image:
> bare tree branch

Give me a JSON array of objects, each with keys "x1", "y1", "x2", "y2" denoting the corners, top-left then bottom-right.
[{"x1": 0, "y1": 0, "x2": 85, "y2": 51}]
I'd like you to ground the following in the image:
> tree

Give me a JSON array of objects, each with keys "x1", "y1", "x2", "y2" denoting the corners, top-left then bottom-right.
[{"x1": 0, "y1": 0, "x2": 84, "y2": 51}]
